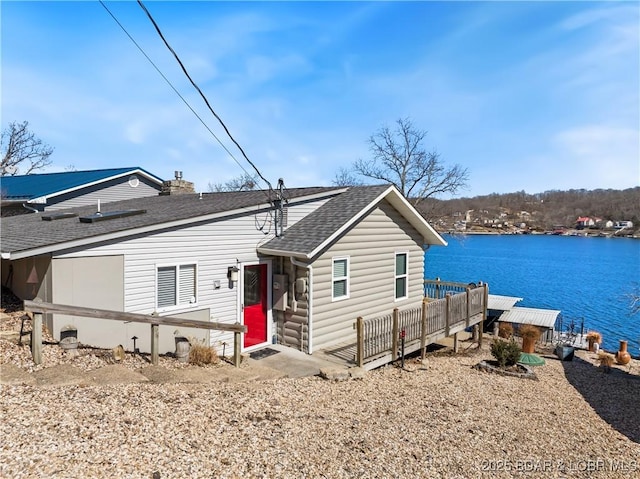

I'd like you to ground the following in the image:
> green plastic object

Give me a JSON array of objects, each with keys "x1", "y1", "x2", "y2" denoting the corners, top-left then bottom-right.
[{"x1": 518, "y1": 353, "x2": 546, "y2": 366}]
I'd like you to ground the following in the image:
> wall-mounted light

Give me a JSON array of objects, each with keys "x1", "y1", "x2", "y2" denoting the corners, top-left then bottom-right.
[{"x1": 227, "y1": 266, "x2": 239, "y2": 283}]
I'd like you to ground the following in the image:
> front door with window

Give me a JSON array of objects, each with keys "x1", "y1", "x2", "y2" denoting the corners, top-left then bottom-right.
[{"x1": 243, "y1": 264, "x2": 268, "y2": 348}]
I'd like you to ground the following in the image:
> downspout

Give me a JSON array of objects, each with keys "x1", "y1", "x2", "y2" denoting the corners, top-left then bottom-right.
[
  {"x1": 22, "y1": 203, "x2": 39, "y2": 214},
  {"x1": 290, "y1": 256, "x2": 313, "y2": 354}
]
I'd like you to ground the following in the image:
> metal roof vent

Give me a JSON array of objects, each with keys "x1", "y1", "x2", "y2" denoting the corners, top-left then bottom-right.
[
  {"x1": 79, "y1": 209, "x2": 146, "y2": 223},
  {"x1": 41, "y1": 212, "x2": 78, "y2": 221}
]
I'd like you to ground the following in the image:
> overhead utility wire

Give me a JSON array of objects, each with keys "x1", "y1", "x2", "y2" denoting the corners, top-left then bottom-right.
[
  {"x1": 136, "y1": 0, "x2": 274, "y2": 194},
  {"x1": 98, "y1": 0, "x2": 256, "y2": 184}
]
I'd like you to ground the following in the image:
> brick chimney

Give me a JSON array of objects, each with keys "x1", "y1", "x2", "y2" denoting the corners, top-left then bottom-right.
[{"x1": 161, "y1": 171, "x2": 195, "y2": 195}]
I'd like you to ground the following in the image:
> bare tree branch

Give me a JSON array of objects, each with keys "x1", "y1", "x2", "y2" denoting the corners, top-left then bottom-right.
[
  {"x1": 208, "y1": 173, "x2": 259, "y2": 192},
  {"x1": 332, "y1": 167, "x2": 364, "y2": 187},
  {"x1": 351, "y1": 118, "x2": 469, "y2": 206},
  {"x1": 1, "y1": 121, "x2": 53, "y2": 176}
]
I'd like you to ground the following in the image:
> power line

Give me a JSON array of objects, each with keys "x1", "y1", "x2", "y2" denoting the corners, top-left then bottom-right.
[
  {"x1": 98, "y1": 0, "x2": 269, "y2": 197},
  {"x1": 136, "y1": 0, "x2": 274, "y2": 193}
]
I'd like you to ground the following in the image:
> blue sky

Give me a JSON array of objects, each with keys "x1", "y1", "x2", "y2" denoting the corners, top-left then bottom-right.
[{"x1": 2, "y1": 1, "x2": 638, "y2": 197}]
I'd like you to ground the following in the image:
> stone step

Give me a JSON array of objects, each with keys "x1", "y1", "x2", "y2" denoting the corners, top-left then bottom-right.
[{"x1": 0, "y1": 330, "x2": 20, "y2": 342}]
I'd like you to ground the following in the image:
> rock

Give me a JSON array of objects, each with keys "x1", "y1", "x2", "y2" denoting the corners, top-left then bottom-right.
[
  {"x1": 0, "y1": 330, "x2": 20, "y2": 342},
  {"x1": 319, "y1": 367, "x2": 349, "y2": 381},
  {"x1": 32, "y1": 364, "x2": 94, "y2": 387},
  {"x1": 112, "y1": 345, "x2": 125, "y2": 361},
  {"x1": 348, "y1": 367, "x2": 366, "y2": 380},
  {"x1": 87, "y1": 365, "x2": 149, "y2": 385},
  {"x1": 0, "y1": 363, "x2": 36, "y2": 385}
]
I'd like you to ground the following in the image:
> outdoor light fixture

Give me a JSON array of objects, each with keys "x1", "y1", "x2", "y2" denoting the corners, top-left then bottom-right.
[{"x1": 227, "y1": 266, "x2": 239, "y2": 283}]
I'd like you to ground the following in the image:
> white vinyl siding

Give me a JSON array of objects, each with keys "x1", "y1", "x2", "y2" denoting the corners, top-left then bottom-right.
[
  {"x1": 156, "y1": 263, "x2": 196, "y2": 310},
  {"x1": 45, "y1": 176, "x2": 161, "y2": 210},
  {"x1": 395, "y1": 252, "x2": 408, "y2": 300},
  {"x1": 311, "y1": 200, "x2": 425, "y2": 350},
  {"x1": 53, "y1": 195, "x2": 333, "y2": 353},
  {"x1": 332, "y1": 257, "x2": 349, "y2": 300}
]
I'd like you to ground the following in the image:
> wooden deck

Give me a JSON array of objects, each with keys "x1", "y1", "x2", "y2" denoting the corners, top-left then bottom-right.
[{"x1": 316, "y1": 281, "x2": 488, "y2": 371}]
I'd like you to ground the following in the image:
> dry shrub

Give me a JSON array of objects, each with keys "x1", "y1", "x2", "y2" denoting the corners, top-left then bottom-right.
[
  {"x1": 597, "y1": 351, "x2": 614, "y2": 372},
  {"x1": 188, "y1": 340, "x2": 219, "y2": 366},
  {"x1": 498, "y1": 322, "x2": 513, "y2": 339},
  {"x1": 519, "y1": 324, "x2": 541, "y2": 340},
  {"x1": 586, "y1": 331, "x2": 602, "y2": 344}
]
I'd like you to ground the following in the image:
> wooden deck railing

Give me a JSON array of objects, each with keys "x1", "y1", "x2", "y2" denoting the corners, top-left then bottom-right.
[
  {"x1": 355, "y1": 282, "x2": 488, "y2": 367},
  {"x1": 424, "y1": 278, "x2": 484, "y2": 299},
  {"x1": 23, "y1": 300, "x2": 246, "y2": 367}
]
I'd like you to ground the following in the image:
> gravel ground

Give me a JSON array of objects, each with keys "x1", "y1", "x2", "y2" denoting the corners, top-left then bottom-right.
[
  {"x1": 2, "y1": 345, "x2": 639, "y2": 478},
  {"x1": 0, "y1": 308, "x2": 218, "y2": 373},
  {"x1": 1, "y1": 294, "x2": 639, "y2": 478}
]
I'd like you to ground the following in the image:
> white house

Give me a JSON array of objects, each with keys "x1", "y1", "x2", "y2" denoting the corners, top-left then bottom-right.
[
  {"x1": 615, "y1": 220, "x2": 633, "y2": 229},
  {"x1": 1, "y1": 185, "x2": 446, "y2": 357}
]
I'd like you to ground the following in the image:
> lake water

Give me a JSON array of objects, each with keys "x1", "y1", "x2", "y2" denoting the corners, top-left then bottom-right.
[{"x1": 424, "y1": 234, "x2": 640, "y2": 354}]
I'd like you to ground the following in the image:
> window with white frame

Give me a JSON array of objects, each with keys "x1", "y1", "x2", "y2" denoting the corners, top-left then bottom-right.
[
  {"x1": 157, "y1": 264, "x2": 196, "y2": 309},
  {"x1": 395, "y1": 253, "x2": 408, "y2": 300},
  {"x1": 332, "y1": 257, "x2": 349, "y2": 300}
]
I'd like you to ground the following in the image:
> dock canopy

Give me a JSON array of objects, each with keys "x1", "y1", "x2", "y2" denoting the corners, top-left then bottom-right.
[
  {"x1": 498, "y1": 307, "x2": 561, "y2": 329},
  {"x1": 488, "y1": 294, "x2": 523, "y2": 311}
]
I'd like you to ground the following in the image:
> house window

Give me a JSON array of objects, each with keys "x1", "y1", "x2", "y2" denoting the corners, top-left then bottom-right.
[
  {"x1": 395, "y1": 253, "x2": 408, "y2": 300},
  {"x1": 332, "y1": 257, "x2": 349, "y2": 300},
  {"x1": 157, "y1": 264, "x2": 196, "y2": 309}
]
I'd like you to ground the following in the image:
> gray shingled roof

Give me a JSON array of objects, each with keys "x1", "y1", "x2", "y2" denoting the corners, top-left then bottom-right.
[
  {"x1": 1, "y1": 187, "x2": 341, "y2": 256},
  {"x1": 258, "y1": 185, "x2": 391, "y2": 259}
]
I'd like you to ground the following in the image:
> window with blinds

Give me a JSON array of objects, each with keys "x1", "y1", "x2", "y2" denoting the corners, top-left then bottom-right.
[
  {"x1": 157, "y1": 264, "x2": 196, "y2": 309},
  {"x1": 395, "y1": 253, "x2": 408, "y2": 300},
  {"x1": 332, "y1": 257, "x2": 349, "y2": 300}
]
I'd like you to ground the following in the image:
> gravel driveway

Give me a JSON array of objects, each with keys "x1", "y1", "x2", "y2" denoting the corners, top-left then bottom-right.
[{"x1": 1, "y1": 343, "x2": 638, "y2": 479}]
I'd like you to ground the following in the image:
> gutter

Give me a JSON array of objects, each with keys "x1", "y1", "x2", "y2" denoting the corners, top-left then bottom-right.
[
  {"x1": 22, "y1": 203, "x2": 40, "y2": 213},
  {"x1": 290, "y1": 256, "x2": 314, "y2": 354},
  {"x1": 1, "y1": 253, "x2": 10, "y2": 260}
]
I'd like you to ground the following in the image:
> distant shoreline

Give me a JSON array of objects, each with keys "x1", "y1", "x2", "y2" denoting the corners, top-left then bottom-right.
[{"x1": 437, "y1": 230, "x2": 640, "y2": 239}]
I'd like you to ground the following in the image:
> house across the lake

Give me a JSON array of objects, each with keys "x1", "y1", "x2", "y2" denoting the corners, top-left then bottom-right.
[{"x1": 1, "y1": 183, "x2": 451, "y2": 360}]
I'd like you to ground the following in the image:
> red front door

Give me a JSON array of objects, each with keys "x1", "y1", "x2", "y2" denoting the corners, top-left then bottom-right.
[{"x1": 243, "y1": 264, "x2": 268, "y2": 348}]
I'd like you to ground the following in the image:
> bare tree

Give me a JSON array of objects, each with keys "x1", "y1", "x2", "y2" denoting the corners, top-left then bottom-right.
[
  {"x1": 208, "y1": 172, "x2": 259, "y2": 192},
  {"x1": 332, "y1": 167, "x2": 364, "y2": 187},
  {"x1": 352, "y1": 118, "x2": 468, "y2": 206},
  {"x1": 1, "y1": 121, "x2": 54, "y2": 176}
]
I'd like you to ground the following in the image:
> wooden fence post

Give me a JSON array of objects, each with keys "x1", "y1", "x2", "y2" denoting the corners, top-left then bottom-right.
[
  {"x1": 356, "y1": 317, "x2": 364, "y2": 368},
  {"x1": 31, "y1": 312, "x2": 43, "y2": 365},
  {"x1": 233, "y1": 325, "x2": 241, "y2": 367},
  {"x1": 420, "y1": 299, "x2": 427, "y2": 359},
  {"x1": 445, "y1": 293, "x2": 451, "y2": 337},
  {"x1": 479, "y1": 283, "x2": 488, "y2": 348},
  {"x1": 465, "y1": 287, "x2": 471, "y2": 328},
  {"x1": 435, "y1": 277, "x2": 441, "y2": 299},
  {"x1": 151, "y1": 324, "x2": 159, "y2": 365},
  {"x1": 391, "y1": 308, "x2": 399, "y2": 360}
]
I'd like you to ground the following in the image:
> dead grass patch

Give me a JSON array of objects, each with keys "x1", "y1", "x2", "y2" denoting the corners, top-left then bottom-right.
[{"x1": 188, "y1": 340, "x2": 219, "y2": 366}]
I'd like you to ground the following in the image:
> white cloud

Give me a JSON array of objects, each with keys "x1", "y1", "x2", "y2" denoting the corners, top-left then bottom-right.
[
  {"x1": 553, "y1": 125, "x2": 639, "y2": 186},
  {"x1": 245, "y1": 54, "x2": 312, "y2": 84}
]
